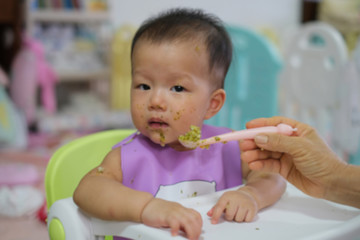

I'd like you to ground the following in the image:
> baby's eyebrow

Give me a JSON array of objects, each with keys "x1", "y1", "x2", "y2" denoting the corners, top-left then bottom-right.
[{"x1": 170, "y1": 74, "x2": 194, "y2": 84}]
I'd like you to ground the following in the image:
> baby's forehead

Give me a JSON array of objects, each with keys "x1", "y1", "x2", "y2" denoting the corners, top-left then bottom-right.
[
  {"x1": 135, "y1": 37, "x2": 207, "y2": 50},
  {"x1": 133, "y1": 38, "x2": 210, "y2": 65}
]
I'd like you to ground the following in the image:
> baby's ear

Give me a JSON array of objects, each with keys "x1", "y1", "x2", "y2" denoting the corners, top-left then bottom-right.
[{"x1": 204, "y1": 89, "x2": 226, "y2": 120}]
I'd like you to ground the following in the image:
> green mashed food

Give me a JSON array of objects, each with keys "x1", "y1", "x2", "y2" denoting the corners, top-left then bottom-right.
[{"x1": 179, "y1": 125, "x2": 201, "y2": 144}]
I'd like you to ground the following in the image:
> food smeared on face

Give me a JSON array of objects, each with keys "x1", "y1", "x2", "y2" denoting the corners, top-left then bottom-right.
[
  {"x1": 174, "y1": 111, "x2": 181, "y2": 121},
  {"x1": 195, "y1": 45, "x2": 200, "y2": 53},
  {"x1": 173, "y1": 108, "x2": 185, "y2": 121},
  {"x1": 159, "y1": 131, "x2": 166, "y2": 147}
]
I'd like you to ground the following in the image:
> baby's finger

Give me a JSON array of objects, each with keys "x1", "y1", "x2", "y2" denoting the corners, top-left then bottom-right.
[
  {"x1": 244, "y1": 208, "x2": 256, "y2": 222},
  {"x1": 224, "y1": 202, "x2": 237, "y2": 221},
  {"x1": 234, "y1": 207, "x2": 247, "y2": 222},
  {"x1": 169, "y1": 219, "x2": 180, "y2": 237},
  {"x1": 206, "y1": 207, "x2": 213, "y2": 217},
  {"x1": 210, "y1": 200, "x2": 227, "y2": 224},
  {"x1": 182, "y1": 222, "x2": 201, "y2": 240},
  {"x1": 184, "y1": 210, "x2": 203, "y2": 240}
]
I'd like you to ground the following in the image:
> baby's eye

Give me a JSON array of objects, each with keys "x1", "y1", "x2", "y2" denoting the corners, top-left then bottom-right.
[
  {"x1": 138, "y1": 84, "x2": 150, "y2": 90},
  {"x1": 171, "y1": 85, "x2": 185, "y2": 92}
]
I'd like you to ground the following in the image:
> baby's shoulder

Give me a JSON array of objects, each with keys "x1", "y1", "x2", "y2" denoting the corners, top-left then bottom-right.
[{"x1": 103, "y1": 147, "x2": 122, "y2": 163}]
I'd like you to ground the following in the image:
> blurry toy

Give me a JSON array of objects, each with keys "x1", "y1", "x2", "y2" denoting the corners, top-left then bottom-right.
[
  {"x1": 111, "y1": 24, "x2": 136, "y2": 110},
  {"x1": 0, "y1": 185, "x2": 44, "y2": 218},
  {"x1": 0, "y1": 162, "x2": 39, "y2": 186},
  {"x1": 319, "y1": 0, "x2": 360, "y2": 53},
  {"x1": 37, "y1": 201, "x2": 48, "y2": 223},
  {"x1": 0, "y1": 66, "x2": 27, "y2": 149},
  {"x1": 0, "y1": 160, "x2": 47, "y2": 221},
  {"x1": 10, "y1": 35, "x2": 57, "y2": 126}
]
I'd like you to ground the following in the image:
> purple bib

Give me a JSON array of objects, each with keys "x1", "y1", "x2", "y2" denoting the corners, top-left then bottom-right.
[{"x1": 113, "y1": 124, "x2": 242, "y2": 200}]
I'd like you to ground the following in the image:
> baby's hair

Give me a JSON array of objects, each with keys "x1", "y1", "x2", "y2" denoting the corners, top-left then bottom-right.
[{"x1": 131, "y1": 8, "x2": 233, "y2": 89}]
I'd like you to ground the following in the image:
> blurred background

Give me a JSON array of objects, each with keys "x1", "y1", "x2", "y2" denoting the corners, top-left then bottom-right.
[{"x1": 0, "y1": 0, "x2": 359, "y2": 239}]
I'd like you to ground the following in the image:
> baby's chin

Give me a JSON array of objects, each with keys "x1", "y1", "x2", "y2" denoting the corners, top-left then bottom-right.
[{"x1": 151, "y1": 137, "x2": 181, "y2": 149}]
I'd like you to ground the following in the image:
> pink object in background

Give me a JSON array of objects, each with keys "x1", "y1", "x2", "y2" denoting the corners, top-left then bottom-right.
[
  {"x1": 10, "y1": 35, "x2": 58, "y2": 125},
  {"x1": 0, "y1": 163, "x2": 40, "y2": 186}
]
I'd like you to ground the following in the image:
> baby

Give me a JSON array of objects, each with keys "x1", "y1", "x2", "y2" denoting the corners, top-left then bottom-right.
[{"x1": 73, "y1": 8, "x2": 286, "y2": 240}]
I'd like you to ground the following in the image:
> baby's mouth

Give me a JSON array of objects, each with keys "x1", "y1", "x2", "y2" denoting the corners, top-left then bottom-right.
[{"x1": 148, "y1": 119, "x2": 169, "y2": 129}]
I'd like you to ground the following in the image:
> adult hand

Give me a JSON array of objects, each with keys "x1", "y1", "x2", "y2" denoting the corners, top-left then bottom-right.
[
  {"x1": 141, "y1": 198, "x2": 203, "y2": 240},
  {"x1": 239, "y1": 116, "x2": 344, "y2": 199}
]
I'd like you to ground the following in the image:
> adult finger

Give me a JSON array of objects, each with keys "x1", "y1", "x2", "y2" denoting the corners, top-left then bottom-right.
[
  {"x1": 246, "y1": 116, "x2": 298, "y2": 129},
  {"x1": 248, "y1": 158, "x2": 281, "y2": 172},
  {"x1": 239, "y1": 139, "x2": 257, "y2": 151},
  {"x1": 254, "y1": 133, "x2": 302, "y2": 155}
]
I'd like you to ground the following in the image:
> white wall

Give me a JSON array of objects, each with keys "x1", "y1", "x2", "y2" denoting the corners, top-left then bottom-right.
[{"x1": 108, "y1": 0, "x2": 302, "y2": 50}]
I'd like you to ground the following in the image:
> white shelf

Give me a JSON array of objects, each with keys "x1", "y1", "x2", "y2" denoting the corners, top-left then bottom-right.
[
  {"x1": 56, "y1": 69, "x2": 110, "y2": 82},
  {"x1": 26, "y1": 1, "x2": 112, "y2": 124},
  {"x1": 28, "y1": 10, "x2": 109, "y2": 23}
]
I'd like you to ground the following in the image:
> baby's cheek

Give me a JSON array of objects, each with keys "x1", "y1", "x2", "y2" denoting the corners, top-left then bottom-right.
[{"x1": 172, "y1": 108, "x2": 185, "y2": 121}]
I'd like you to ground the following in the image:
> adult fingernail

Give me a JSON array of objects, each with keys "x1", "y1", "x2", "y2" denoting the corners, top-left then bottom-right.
[{"x1": 255, "y1": 135, "x2": 268, "y2": 144}]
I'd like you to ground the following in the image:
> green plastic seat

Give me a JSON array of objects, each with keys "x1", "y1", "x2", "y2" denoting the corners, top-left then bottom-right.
[
  {"x1": 45, "y1": 129, "x2": 135, "y2": 208},
  {"x1": 45, "y1": 129, "x2": 135, "y2": 240}
]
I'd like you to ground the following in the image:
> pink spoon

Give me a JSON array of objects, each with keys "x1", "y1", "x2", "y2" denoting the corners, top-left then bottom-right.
[{"x1": 179, "y1": 123, "x2": 297, "y2": 149}]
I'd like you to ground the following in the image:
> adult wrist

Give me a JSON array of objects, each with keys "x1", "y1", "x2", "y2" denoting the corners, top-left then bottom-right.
[{"x1": 324, "y1": 162, "x2": 360, "y2": 208}]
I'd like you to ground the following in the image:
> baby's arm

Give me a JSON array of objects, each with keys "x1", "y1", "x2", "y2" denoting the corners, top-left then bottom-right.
[
  {"x1": 208, "y1": 159, "x2": 286, "y2": 224},
  {"x1": 73, "y1": 148, "x2": 153, "y2": 221},
  {"x1": 73, "y1": 147, "x2": 202, "y2": 239}
]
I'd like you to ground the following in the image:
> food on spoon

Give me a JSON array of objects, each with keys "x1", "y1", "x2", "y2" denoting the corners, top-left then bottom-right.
[{"x1": 178, "y1": 125, "x2": 201, "y2": 148}]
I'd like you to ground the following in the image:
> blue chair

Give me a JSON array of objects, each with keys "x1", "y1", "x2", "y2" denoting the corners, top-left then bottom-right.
[{"x1": 206, "y1": 25, "x2": 282, "y2": 130}]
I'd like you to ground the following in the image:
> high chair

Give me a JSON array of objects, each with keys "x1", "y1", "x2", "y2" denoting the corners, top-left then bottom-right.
[
  {"x1": 278, "y1": 22, "x2": 348, "y2": 157},
  {"x1": 205, "y1": 25, "x2": 282, "y2": 130},
  {"x1": 45, "y1": 129, "x2": 135, "y2": 240},
  {"x1": 46, "y1": 129, "x2": 360, "y2": 240},
  {"x1": 348, "y1": 36, "x2": 360, "y2": 165}
]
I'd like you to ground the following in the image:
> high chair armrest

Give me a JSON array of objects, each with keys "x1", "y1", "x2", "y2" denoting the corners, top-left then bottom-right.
[
  {"x1": 47, "y1": 197, "x2": 96, "y2": 240},
  {"x1": 47, "y1": 197, "x2": 181, "y2": 240}
]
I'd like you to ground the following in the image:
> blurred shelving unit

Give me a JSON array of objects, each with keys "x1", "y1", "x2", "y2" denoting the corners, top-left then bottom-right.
[
  {"x1": 25, "y1": 0, "x2": 133, "y2": 133},
  {"x1": 26, "y1": 0, "x2": 111, "y2": 83}
]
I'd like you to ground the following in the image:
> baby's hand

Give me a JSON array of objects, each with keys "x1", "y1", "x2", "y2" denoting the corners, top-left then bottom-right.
[
  {"x1": 141, "y1": 198, "x2": 203, "y2": 240},
  {"x1": 207, "y1": 189, "x2": 258, "y2": 224}
]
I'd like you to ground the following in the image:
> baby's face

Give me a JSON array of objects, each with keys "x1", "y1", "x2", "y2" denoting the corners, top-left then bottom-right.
[{"x1": 131, "y1": 40, "x2": 214, "y2": 150}]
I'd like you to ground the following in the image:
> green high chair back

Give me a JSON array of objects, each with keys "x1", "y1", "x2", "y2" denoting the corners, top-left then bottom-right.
[
  {"x1": 206, "y1": 25, "x2": 282, "y2": 130},
  {"x1": 45, "y1": 129, "x2": 135, "y2": 209}
]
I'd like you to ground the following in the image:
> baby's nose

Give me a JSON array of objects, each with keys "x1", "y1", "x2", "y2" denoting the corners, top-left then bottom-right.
[{"x1": 148, "y1": 91, "x2": 166, "y2": 110}]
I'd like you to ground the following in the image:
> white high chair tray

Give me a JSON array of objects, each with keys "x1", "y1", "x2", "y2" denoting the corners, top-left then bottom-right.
[
  {"x1": 91, "y1": 183, "x2": 360, "y2": 240},
  {"x1": 49, "y1": 182, "x2": 360, "y2": 240}
]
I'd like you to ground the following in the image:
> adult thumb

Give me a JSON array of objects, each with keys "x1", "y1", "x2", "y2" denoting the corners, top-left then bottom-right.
[{"x1": 254, "y1": 133, "x2": 299, "y2": 154}]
